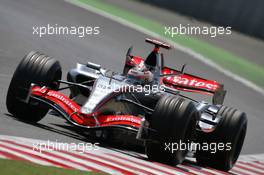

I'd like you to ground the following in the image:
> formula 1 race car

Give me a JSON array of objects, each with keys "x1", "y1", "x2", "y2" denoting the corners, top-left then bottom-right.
[{"x1": 6, "y1": 38, "x2": 247, "y2": 171}]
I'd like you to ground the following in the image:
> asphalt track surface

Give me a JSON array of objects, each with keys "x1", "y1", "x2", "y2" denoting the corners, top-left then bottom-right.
[{"x1": 0, "y1": 0, "x2": 264, "y2": 158}]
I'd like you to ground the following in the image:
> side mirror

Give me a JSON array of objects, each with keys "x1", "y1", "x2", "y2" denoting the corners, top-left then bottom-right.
[
  {"x1": 180, "y1": 64, "x2": 187, "y2": 74},
  {"x1": 126, "y1": 46, "x2": 133, "y2": 59},
  {"x1": 123, "y1": 46, "x2": 134, "y2": 75},
  {"x1": 86, "y1": 62, "x2": 101, "y2": 71}
]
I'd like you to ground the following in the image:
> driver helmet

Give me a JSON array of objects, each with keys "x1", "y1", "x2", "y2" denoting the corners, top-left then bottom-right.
[{"x1": 127, "y1": 64, "x2": 154, "y2": 83}]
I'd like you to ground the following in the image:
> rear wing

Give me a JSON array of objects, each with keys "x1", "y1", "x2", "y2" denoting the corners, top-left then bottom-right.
[{"x1": 162, "y1": 67, "x2": 226, "y2": 105}]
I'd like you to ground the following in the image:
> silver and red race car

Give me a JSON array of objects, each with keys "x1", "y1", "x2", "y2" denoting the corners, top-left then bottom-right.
[{"x1": 6, "y1": 38, "x2": 247, "y2": 171}]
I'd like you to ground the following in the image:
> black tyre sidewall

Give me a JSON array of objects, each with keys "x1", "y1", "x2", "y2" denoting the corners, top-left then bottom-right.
[
  {"x1": 6, "y1": 51, "x2": 62, "y2": 122},
  {"x1": 196, "y1": 106, "x2": 247, "y2": 171}
]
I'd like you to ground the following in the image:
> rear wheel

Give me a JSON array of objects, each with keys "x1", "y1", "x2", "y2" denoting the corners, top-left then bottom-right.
[
  {"x1": 145, "y1": 95, "x2": 199, "y2": 165},
  {"x1": 196, "y1": 106, "x2": 247, "y2": 171},
  {"x1": 6, "y1": 51, "x2": 62, "y2": 122}
]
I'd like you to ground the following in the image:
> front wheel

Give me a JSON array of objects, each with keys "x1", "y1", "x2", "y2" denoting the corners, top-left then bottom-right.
[
  {"x1": 196, "y1": 106, "x2": 247, "y2": 171},
  {"x1": 6, "y1": 51, "x2": 62, "y2": 123},
  {"x1": 145, "y1": 95, "x2": 199, "y2": 165}
]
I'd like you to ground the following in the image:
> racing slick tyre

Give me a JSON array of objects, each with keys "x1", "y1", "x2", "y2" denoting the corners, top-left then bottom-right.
[
  {"x1": 6, "y1": 51, "x2": 62, "y2": 123},
  {"x1": 145, "y1": 95, "x2": 199, "y2": 165},
  {"x1": 196, "y1": 106, "x2": 247, "y2": 171}
]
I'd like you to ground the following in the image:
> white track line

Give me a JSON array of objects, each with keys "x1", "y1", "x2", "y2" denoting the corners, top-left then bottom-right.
[
  {"x1": 0, "y1": 154, "x2": 6, "y2": 159},
  {"x1": 237, "y1": 162, "x2": 264, "y2": 174},
  {"x1": 0, "y1": 73, "x2": 11, "y2": 78},
  {"x1": 1, "y1": 138, "x2": 125, "y2": 175},
  {"x1": 103, "y1": 152, "x2": 190, "y2": 175},
  {"x1": 2, "y1": 135, "x2": 264, "y2": 175},
  {"x1": 88, "y1": 150, "x2": 188, "y2": 175},
  {"x1": 42, "y1": 147, "x2": 145, "y2": 175},
  {"x1": 1, "y1": 136, "x2": 187, "y2": 175},
  {"x1": 0, "y1": 141, "x2": 89, "y2": 171},
  {"x1": 71, "y1": 152, "x2": 147, "y2": 175},
  {"x1": 4, "y1": 136, "x2": 188, "y2": 174},
  {"x1": 231, "y1": 167, "x2": 258, "y2": 175},
  {"x1": 184, "y1": 164, "x2": 227, "y2": 175},
  {"x1": 0, "y1": 146, "x2": 54, "y2": 166},
  {"x1": 104, "y1": 148, "x2": 264, "y2": 175},
  {"x1": 39, "y1": 149, "x2": 124, "y2": 175},
  {"x1": 2, "y1": 137, "x2": 141, "y2": 175},
  {"x1": 65, "y1": 0, "x2": 264, "y2": 96},
  {"x1": 177, "y1": 164, "x2": 207, "y2": 175},
  {"x1": 244, "y1": 162, "x2": 264, "y2": 170}
]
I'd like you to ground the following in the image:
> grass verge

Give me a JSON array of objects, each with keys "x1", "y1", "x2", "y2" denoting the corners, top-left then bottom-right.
[{"x1": 0, "y1": 159, "x2": 108, "y2": 175}]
